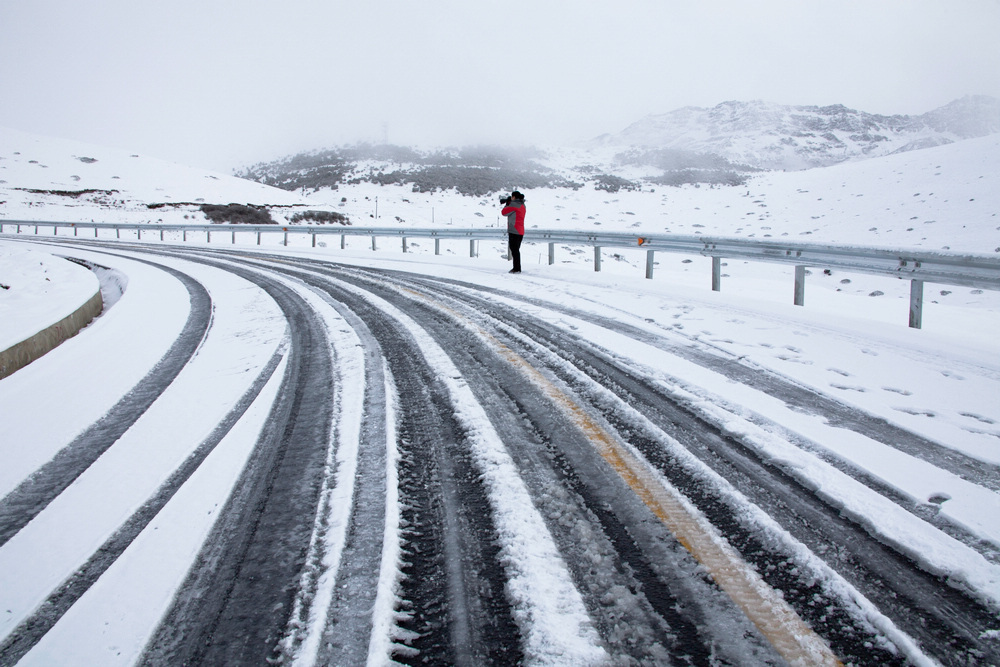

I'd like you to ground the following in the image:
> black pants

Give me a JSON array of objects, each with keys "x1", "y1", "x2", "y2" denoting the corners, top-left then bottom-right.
[{"x1": 508, "y1": 233, "x2": 523, "y2": 272}]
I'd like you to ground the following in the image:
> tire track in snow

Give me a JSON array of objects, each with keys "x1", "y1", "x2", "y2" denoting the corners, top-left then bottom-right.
[
  {"x1": 318, "y1": 265, "x2": 791, "y2": 665},
  {"x1": 0, "y1": 256, "x2": 211, "y2": 548},
  {"x1": 138, "y1": 258, "x2": 336, "y2": 665},
  {"x1": 9, "y1": 241, "x2": 996, "y2": 665},
  {"x1": 391, "y1": 271, "x2": 998, "y2": 667},
  {"x1": 319, "y1": 272, "x2": 609, "y2": 665},
  {"x1": 0, "y1": 349, "x2": 285, "y2": 664},
  {"x1": 399, "y1": 272, "x2": 1000, "y2": 494},
  {"x1": 268, "y1": 267, "x2": 393, "y2": 666},
  {"x1": 345, "y1": 270, "x2": 843, "y2": 666}
]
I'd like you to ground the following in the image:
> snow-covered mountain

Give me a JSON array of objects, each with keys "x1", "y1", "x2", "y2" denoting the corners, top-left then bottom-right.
[{"x1": 593, "y1": 95, "x2": 1000, "y2": 171}]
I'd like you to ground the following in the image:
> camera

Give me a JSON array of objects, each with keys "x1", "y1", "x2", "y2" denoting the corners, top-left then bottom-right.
[{"x1": 499, "y1": 195, "x2": 511, "y2": 205}]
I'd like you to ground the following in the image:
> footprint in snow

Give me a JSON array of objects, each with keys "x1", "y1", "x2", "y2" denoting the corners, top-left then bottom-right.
[
  {"x1": 827, "y1": 368, "x2": 851, "y2": 377},
  {"x1": 894, "y1": 407, "x2": 936, "y2": 418},
  {"x1": 882, "y1": 387, "x2": 914, "y2": 396},
  {"x1": 831, "y1": 383, "x2": 866, "y2": 392},
  {"x1": 960, "y1": 412, "x2": 996, "y2": 425},
  {"x1": 941, "y1": 370, "x2": 966, "y2": 381}
]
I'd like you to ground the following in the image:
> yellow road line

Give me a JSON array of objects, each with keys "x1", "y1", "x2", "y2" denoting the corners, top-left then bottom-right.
[{"x1": 403, "y1": 286, "x2": 842, "y2": 666}]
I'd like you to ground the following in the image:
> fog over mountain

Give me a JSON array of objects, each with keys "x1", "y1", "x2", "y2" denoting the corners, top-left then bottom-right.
[
  {"x1": 596, "y1": 95, "x2": 1000, "y2": 171},
  {"x1": 238, "y1": 97, "x2": 1000, "y2": 195}
]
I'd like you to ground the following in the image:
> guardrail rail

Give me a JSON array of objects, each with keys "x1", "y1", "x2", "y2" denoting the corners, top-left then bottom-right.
[{"x1": 3, "y1": 219, "x2": 998, "y2": 329}]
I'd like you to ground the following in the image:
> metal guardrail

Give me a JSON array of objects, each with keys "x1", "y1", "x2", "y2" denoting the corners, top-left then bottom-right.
[{"x1": 3, "y1": 219, "x2": 999, "y2": 329}]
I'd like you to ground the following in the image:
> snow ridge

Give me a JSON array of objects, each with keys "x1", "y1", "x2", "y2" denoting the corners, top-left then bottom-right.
[{"x1": 594, "y1": 96, "x2": 1000, "y2": 171}]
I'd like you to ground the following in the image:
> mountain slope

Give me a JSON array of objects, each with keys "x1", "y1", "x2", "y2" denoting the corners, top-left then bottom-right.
[
  {"x1": 0, "y1": 127, "x2": 316, "y2": 224},
  {"x1": 593, "y1": 96, "x2": 1000, "y2": 171}
]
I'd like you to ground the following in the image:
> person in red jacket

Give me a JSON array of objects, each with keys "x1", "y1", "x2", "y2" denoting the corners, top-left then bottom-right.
[{"x1": 501, "y1": 191, "x2": 526, "y2": 273}]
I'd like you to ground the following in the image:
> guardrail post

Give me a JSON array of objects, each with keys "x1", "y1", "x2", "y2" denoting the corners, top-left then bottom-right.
[
  {"x1": 207, "y1": 230, "x2": 212, "y2": 243},
  {"x1": 137, "y1": 227, "x2": 142, "y2": 241},
  {"x1": 435, "y1": 238, "x2": 441, "y2": 255},
  {"x1": 548, "y1": 242, "x2": 555, "y2": 265},
  {"x1": 909, "y1": 279, "x2": 924, "y2": 329},
  {"x1": 160, "y1": 228, "x2": 164, "y2": 241},
  {"x1": 311, "y1": 231, "x2": 316, "y2": 248},
  {"x1": 645, "y1": 249, "x2": 655, "y2": 279},
  {"x1": 283, "y1": 230, "x2": 289, "y2": 247},
  {"x1": 35, "y1": 224, "x2": 39, "y2": 235},
  {"x1": 183, "y1": 229, "x2": 187, "y2": 242},
  {"x1": 94, "y1": 226, "x2": 98, "y2": 238},
  {"x1": 794, "y1": 266, "x2": 806, "y2": 306},
  {"x1": 232, "y1": 229, "x2": 237, "y2": 244},
  {"x1": 594, "y1": 246, "x2": 602, "y2": 272},
  {"x1": 257, "y1": 231, "x2": 261, "y2": 245},
  {"x1": 470, "y1": 239, "x2": 476, "y2": 258},
  {"x1": 712, "y1": 257, "x2": 722, "y2": 292},
  {"x1": 403, "y1": 237, "x2": 408, "y2": 253},
  {"x1": 116, "y1": 227, "x2": 120, "y2": 239},
  {"x1": 372, "y1": 236, "x2": 377, "y2": 251},
  {"x1": 341, "y1": 234, "x2": 346, "y2": 249}
]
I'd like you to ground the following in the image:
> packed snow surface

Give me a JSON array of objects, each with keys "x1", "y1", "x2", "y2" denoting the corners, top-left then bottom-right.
[{"x1": 1, "y1": 126, "x2": 999, "y2": 664}]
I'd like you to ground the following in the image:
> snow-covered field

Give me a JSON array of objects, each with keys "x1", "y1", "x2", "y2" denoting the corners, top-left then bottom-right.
[{"x1": 2, "y1": 127, "x2": 1000, "y2": 664}]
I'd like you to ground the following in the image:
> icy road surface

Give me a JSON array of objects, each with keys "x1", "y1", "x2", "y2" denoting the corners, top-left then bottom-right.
[{"x1": 1, "y1": 237, "x2": 999, "y2": 666}]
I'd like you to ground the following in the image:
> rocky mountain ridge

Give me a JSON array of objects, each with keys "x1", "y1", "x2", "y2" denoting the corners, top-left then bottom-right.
[
  {"x1": 595, "y1": 95, "x2": 1000, "y2": 171},
  {"x1": 236, "y1": 96, "x2": 999, "y2": 195}
]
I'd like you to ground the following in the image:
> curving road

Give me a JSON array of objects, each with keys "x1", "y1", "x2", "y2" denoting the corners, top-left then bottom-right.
[{"x1": 1, "y1": 238, "x2": 998, "y2": 666}]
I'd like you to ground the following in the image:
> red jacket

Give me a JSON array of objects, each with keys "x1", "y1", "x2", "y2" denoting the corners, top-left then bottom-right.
[{"x1": 502, "y1": 201, "x2": 526, "y2": 235}]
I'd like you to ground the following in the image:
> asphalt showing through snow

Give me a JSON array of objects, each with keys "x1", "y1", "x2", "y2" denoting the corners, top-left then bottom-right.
[{"x1": 2, "y1": 239, "x2": 998, "y2": 666}]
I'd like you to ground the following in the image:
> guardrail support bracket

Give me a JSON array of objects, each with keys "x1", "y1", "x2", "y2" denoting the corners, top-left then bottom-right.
[
  {"x1": 794, "y1": 265, "x2": 806, "y2": 306},
  {"x1": 909, "y1": 279, "x2": 924, "y2": 329}
]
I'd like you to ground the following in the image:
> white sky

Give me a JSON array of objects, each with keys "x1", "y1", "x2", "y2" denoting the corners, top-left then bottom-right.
[{"x1": 2, "y1": 0, "x2": 999, "y2": 171}]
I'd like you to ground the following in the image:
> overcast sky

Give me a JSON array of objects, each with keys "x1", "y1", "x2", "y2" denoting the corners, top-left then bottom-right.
[{"x1": 2, "y1": 0, "x2": 999, "y2": 172}]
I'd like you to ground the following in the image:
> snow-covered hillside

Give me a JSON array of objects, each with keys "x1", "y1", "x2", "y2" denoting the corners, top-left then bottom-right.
[
  {"x1": 297, "y1": 134, "x2": 1000, "y2": 259},
  {"x1": 4, "y1": 125, "x2": 997, "y2": 259},
  {"x1": 0, "y1": 127, "x2": 317, "y2": 225},
  {"x1": 592, "y1": 96, "x2": 1000, "y2": 171}
]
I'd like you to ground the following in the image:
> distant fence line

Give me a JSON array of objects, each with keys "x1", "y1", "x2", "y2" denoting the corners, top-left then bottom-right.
[{"x1": 3, "y1": 219, "x2": 999, "y2": 329}]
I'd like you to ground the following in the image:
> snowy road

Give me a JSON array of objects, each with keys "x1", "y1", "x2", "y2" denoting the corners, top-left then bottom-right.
[{"x1": 1, "y1": 238, "x2": 999, "y2": 666}]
